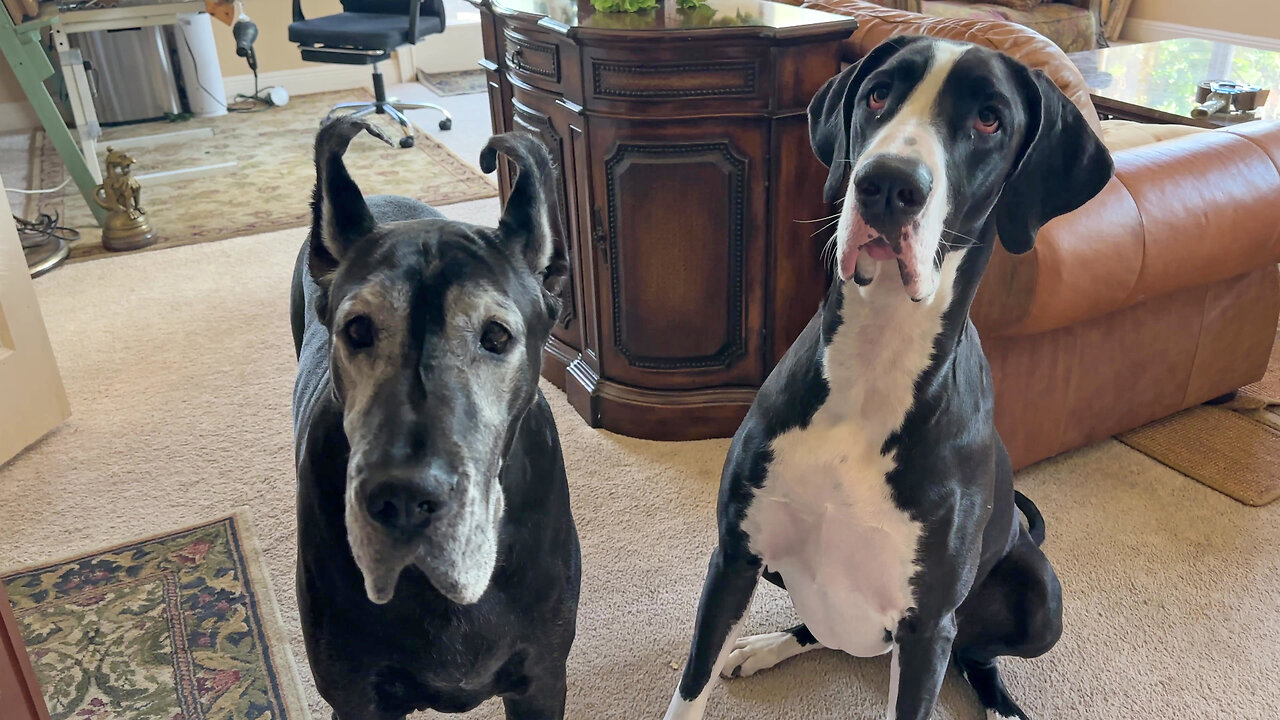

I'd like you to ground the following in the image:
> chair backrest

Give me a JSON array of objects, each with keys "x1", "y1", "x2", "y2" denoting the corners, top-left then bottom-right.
[{"x1": 342, "y1": 0, "x2": 441, "y2": 16}]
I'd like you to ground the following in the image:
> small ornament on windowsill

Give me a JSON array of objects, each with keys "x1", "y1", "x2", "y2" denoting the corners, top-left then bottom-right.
[
  {"x1": 95, "y1": 147, "x2": 157, "y2": 252},
  {"x1": 589, "y1": 0, "x2": 707, "y2": 12}
]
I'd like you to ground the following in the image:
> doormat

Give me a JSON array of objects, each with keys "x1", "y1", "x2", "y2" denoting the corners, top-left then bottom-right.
[
  {"x1": 417, "y1": 69, "x2": 488, "y2": 96},
  {"x1": 1118, "y1": 319, "x2": 1280, "y2": 506}
]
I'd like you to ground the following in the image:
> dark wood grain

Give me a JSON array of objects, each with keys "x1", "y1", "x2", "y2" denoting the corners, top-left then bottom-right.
[
  {"x1": 471, "y1": 0, "x2": 854, "y2": 439},
  {"x1": 0, "y1": 583, "x2": 51, "y2": 720}
]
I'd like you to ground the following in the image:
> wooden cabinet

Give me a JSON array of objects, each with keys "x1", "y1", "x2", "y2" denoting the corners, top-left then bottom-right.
[{"x1": 473, "y1": 0, "x2": 857, "y2": 440}]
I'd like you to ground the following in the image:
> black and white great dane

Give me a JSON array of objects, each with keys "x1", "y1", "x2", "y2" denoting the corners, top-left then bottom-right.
[
  {"x1": 291, "y1": 119, "x2": 580, "y2": 720},
  {"x1": 665, "y1": 36, "x2": 1113, "y2": 720}
]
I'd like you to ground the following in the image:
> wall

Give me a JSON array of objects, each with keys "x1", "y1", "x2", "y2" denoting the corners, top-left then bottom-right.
[
  {"x1": 1127, "y1": 0, "x2": 1280, "y2": 42},
  {"x1": 211, "y1": 0, "x2": 343, "y2": 77}
]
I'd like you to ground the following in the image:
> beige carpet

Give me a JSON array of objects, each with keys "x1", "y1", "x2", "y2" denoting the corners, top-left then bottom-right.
[{"x1": 3, "y1": 218, "x2": 1280, "y2": 719}]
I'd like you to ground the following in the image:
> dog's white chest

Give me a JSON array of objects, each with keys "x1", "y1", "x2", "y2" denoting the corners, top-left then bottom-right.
[
  {"x1": 741, "y1": 252, "x2": 964, "y2": 657},
  {"x1": 745, "y1": 425, "x2": 922, "y2": 657}
]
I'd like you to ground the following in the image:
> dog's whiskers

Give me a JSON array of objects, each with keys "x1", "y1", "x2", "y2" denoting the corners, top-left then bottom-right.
[
  {"x1": 794, "y1": 213, "x2": 842, "y2": 224},
  {"x1": 811, "y1": 217, "x2": 841, "y2": 239}
]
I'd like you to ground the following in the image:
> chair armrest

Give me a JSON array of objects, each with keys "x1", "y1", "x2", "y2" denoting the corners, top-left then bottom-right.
[
  {"x1": 293, "y1": 0, "x2": 304, "y2": 22},
  {"x1": 802, "y1": 0, "x2": 1102, "y2": 133},
  {"x1": 409, "y1": 0, "x2": 421, "y2": 39},
  {"x1": 972, "y1": 122, "x2": 1280, "y2": 338}
]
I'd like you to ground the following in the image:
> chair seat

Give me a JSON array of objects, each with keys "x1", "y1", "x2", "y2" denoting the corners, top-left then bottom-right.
[{"x1": 288, "y1": 12, "x2": 443, "y2": 51}]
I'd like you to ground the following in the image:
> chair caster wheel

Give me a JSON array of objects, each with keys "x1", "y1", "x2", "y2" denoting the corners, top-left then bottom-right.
[
  {"x1": 438, "y1": 118, "x2": 452, "y2": 131},
  {"x1": 399, "y1": 136, "x2": 415, "y2": 149}
]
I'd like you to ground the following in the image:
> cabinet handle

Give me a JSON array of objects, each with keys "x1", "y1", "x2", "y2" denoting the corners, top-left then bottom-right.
[
  {"x1": 509, "y1": 47, "x2": 524, "y2": 70},
  {"x1": 592, "y1": 206, "x2": 609, "y2": 265}
]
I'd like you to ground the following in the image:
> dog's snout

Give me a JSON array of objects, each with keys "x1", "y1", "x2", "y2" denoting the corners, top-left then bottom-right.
[
  {"x1": 365, "y1": 475, "x2": 453, "y2": 534},
  {"x1": 854, "y1": 155, "x2": 933, "y2": 226}
]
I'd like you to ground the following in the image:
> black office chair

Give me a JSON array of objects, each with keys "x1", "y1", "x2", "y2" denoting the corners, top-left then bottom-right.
[{"x1": 290, "y1": 0, "x2": 452, "y2": 149}]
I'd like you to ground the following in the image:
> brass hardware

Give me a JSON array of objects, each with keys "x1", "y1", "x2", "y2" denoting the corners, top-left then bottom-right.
[{"x1": 591, "y1": 206, "x2": 608, "y2": 264}]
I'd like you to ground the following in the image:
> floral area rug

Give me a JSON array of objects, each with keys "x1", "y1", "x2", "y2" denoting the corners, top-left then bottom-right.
[
  {"x1": 2, "y1": 515, "x2": 308, "y2": 720},
  {"x1": 26, "y1": 89, "x2": 496, "y2": 263}
]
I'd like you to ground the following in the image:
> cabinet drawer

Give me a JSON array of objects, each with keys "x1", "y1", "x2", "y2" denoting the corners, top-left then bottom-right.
[
  {"x1": 591, "y1": 60, "x2": 759, "y2": 101},
  {"x1": 502, "y1": 28, "x2": 562, "y2": 91}
]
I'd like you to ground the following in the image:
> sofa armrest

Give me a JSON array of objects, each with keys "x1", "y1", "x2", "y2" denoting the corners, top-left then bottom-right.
[
  {"x1": 972, "y1": 122, "x2": 1280, "y2": 338},
  {"x1": 802, "y1": 0, "x2": 1101, "y2": 132}
]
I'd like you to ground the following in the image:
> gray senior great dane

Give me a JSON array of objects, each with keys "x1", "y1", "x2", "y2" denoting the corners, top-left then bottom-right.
[{"x1": 291, "y1": 118, "x2": 580, "y2": 720}]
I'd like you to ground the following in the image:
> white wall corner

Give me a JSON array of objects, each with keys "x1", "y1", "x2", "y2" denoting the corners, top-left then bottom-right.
[
  {"x1": 0, "y1": 100, "x2": 38, "y2": 133},
  {"x1": 1120, "y1": 19, "x2": 1280, "y2": 53}
]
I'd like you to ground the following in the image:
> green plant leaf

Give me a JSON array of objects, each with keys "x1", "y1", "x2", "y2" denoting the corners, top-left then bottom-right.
[{"x1": 590, "y1": 0, "x2": 659, "y2": 12}]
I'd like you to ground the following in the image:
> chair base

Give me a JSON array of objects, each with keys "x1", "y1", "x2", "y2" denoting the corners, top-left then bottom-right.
[
  {"x1": 323, "y1": 62, "x2": 452, "y2": 148},
  {"x1": 325, "y1": 100, "x2": 453, "y2": 147}
]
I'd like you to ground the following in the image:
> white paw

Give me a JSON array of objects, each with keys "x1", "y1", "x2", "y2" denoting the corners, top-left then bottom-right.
[
  {"x1": 720, "y1": 631, "x2": 797, "y2": 678},
  {"x1": 986, "y1": 710, "x2": 1023, "y2": 720}
]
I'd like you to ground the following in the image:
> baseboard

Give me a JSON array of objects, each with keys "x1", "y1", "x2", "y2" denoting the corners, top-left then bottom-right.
[
  {"x1": 0, "y1": 99, "x2": 38, "y2": 133},
  {"x1": 221, "y1": 64, "x2": 381, "y2": 102},
  {"x1": 1120, "y1": 18, "x2": 1280, "y2": 53}
]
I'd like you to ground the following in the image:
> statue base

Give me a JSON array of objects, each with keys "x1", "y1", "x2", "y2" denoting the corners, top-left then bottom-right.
[{"x1": 102, "y1": 213, "x2": 157, "y2": 252}]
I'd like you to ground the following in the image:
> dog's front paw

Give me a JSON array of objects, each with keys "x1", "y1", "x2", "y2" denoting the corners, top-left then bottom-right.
[{"x1": 721, "y1": 631, "x2": 800, "y2": 678}]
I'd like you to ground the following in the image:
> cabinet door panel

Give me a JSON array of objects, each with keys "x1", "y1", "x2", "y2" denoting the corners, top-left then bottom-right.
[
  {"x1": 509, "y1": 85, "x2": 583, "y2": 355},
  {"x1": 591, "y1": 119, "x2": 767, "y2": 389}
]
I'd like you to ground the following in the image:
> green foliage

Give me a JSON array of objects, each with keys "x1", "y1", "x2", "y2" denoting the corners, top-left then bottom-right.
[
  {"x1": 589, "y1": 0, "x2": 708, "y2": 11},
  {"x1": 590, "y1": 0, "x2": 659, "y2": 12}
]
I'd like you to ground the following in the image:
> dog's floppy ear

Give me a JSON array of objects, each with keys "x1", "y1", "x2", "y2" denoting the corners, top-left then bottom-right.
[
  {"x1": 994, "y1": 65, "x2": 1114, "y2": 254},
  {"x1": 480, "y1": 132, "x2": 569, "y2": 298},
  {"x1": 808, "y1": 35, "x2": 920, "y2": 204},
  {"x1": 308, "y1": 116, "x2": 393, "y2": 284}
]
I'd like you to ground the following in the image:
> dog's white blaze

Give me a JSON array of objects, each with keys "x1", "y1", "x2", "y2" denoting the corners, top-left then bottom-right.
[
  {"x1": 721, "y1": 630, "x2": 822, "y2": 679},
  {"x1": 664, "y1": 610, "x2": 751, "y2": 720},
  {"x1": 836, "y1": 41, "x2": 968, "y2": 302},
  {"x1": 742, "y1": 250, "x2": 967, "y2": 660}
]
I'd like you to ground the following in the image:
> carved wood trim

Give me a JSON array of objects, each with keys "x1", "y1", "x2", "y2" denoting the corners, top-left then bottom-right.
[
  {"x1": 604, "y1": 141, "x2": 748, "y2": 371},
  {"x1": 591, "y1": 60, "x2": 757, "y2": 99}
]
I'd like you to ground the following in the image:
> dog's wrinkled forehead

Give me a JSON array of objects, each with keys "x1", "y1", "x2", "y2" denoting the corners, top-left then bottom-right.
[{"x1": 329, "y1": 219, "x2": 540, "y2": 322}]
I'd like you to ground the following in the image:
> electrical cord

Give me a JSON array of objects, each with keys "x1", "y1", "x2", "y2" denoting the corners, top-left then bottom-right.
[
  {"x1": 14, "y1": 212, "x2": 80, "y2": 248},
  {"x1": 5, "y1": 177, "x2": 73, "y2": 195},
  {"x1": 177, "y1": 23, "x2": 277, "y2": 114}
]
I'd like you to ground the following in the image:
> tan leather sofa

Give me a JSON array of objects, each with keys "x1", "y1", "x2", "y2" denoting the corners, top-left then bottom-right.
[{"x1": 793, "y1": 0, "x2": 1280, "y2": 469}]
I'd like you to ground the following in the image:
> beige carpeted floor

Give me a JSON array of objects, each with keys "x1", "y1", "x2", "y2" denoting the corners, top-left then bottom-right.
[{"x1": 3, "y1": 209, "x2": 1279, "y2": 719}]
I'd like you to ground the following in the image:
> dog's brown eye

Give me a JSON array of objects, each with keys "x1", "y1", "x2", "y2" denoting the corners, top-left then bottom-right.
[
  {"x1": 868, "y1": 85, "x2": 890, "y2": 111},
  {"x1": 480, "y1": 322, "x2": 512, "y2": 355},
  {"x1": 975, "y1": 107, "x2": 1001, "y2": 134},
  {"x1": 345, "y1": 315, "x2": 375, "y2": 350}
]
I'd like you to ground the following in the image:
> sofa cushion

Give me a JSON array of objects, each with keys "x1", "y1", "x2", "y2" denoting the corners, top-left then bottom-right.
[
  {"x1": 1099, "y1": 120, "x2": 1209, "y2": 153},
  {"x1": 804, "y1": 0, "x2": 1102, "y2": 132},
  {"x1": 922, "y1": 1, "x2": 1097, "y2": 52}
]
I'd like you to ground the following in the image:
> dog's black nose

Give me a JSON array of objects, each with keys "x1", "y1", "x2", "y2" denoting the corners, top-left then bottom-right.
[
  {"x1": 365, "y1": 477, "x2": 451, "y2": 534},
  {"x1": 854, "y1": 155, "x2": 933, "y2": 226}
]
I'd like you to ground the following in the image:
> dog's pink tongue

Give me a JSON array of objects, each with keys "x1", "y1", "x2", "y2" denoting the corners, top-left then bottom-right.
[{"x1": 840, "y1": 239, "x2": 895, "y2": 280}]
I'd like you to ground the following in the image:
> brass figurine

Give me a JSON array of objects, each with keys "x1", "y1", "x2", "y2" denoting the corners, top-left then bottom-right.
[{"x1": 96, "y1": 147, "x2": 156, "y2": 251}]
